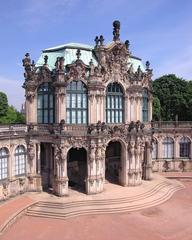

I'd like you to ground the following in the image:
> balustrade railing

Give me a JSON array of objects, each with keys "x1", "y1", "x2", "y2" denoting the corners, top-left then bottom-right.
[
  {"x1": 153, "y1": 121, "x2": 192, "y2": 129},
  {"x1": 0, "y1": 124, "x2": 27, "y2": 133}
]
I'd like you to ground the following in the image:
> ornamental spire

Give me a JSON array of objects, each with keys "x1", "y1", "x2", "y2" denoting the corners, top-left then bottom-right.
[
  {"x1": 113, "y1": 20, "x2": 120, "y2": 42},
  {"x1": 76, "y1": 49, "x2": 81, "y2": 60}
]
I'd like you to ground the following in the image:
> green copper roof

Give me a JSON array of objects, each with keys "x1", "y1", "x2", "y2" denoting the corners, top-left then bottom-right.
[
  {"x1": 36, "y1": 43, "x2": 97, "y2": 70},
  {"x1": 36, "y1": 42, "x2": 145, "y2": 72}
]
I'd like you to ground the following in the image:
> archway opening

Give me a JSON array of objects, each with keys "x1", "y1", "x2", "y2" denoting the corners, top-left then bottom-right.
[
  {"x1": 105, "y1": 141, "x2": 121, "y2": 184},
  {"x1": 67, "y1": 147, "x2": 87, "y2": 192},
  {"x1": 40, "y1": 143, "x2": 54, "y2": 191}
]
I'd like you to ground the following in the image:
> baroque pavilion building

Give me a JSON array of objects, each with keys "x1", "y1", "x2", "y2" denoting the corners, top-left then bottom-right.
[{"x1": 0, "y1": 21, "x2": 191, "y2": 200}]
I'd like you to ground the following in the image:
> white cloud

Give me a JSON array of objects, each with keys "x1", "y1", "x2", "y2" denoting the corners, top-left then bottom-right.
[
  {"x1": 0, "y1": 76, "x2": 24, "y2": 110},
  {"x1": 20, "y1": 0, "x2": 79, "y2": 28}
]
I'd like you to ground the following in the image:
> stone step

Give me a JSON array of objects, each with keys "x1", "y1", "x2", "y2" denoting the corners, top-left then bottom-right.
[
  {"x1": 33, "y1": 181, "x2": 172, "y2": 209},
  {"x1": 26, "y1": 181, "x2": 184, "y2": 220},
  {"x1": 26, "y1": 185, "x2": 183, "y2": 220}
]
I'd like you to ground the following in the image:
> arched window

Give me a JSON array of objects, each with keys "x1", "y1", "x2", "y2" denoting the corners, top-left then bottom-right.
[
  {"x1": 163, "y1": 137, "x2": 174, "y2": 159},
  {"x1": 152, "y1": 139, "x2": 158, "y2": 159},
  {"x1": 66, "y1": 81, "x2": 88, "y2": 124},
  {"x1": 142, "y1": 88, "x2": 149, "y2": 122},
  {"x1": 37, "y1": 83, "x2": 55, "y2": 124},
  {"x1": 0, "y1": 148, "x2": 9, "y2": 180},
  {"x1": 15, "y1": 145, "x2": 26, "y2": 176},
  {"x1": 106, "y1": 83, "x2": 124, "y2": 123},
  {"x1": 180, "y1": 137, "x2": 190, "y2": 158}
]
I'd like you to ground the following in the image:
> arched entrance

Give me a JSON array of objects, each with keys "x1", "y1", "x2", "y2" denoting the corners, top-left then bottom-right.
[
  {"x1": 67, "y1": 147, "x2": 87, "y2": 192},
  {"x1": 105, "y1": 141, "x2": 121, "y2": 184},
  {"x1": 40, "y1": 143, "x2": 54, "y2": 191}
]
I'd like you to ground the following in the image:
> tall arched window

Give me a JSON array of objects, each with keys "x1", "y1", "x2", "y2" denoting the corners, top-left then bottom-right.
[
  {"x1": 106, "y1": 83, "x2": 123, "y2": 123},
  {"x1": 0, "y1": 148, "x2": 9, "y2": 180},
  {"x1": 152, "y1": 139, "x2": 158, "y2": 159},
  {"x1": 15, "y1": 145, "x2": 26, "y2": 176},
  {"x1": 142, "y1": 88, "x2": 149, "y2": 122},
  {"x1": 37, "y1": 83, "x2": 55, "y2": 124},
  {"x1": 66, "y1": 81, "x2": 88, "y2": 124},
  {"x1": 163, "y1": 137, "x2": 174, "y2": 159},
  {"x1": 180, "y1": 137, "x2": 191, "y2": 158}
]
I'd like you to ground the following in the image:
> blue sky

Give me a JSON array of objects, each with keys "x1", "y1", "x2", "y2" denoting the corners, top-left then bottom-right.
[{"x1": 0, "y1": 0, "x2": 192, "y2": 109}]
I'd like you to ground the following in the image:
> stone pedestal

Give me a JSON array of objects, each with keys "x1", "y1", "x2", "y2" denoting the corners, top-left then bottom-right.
[{"x1": 54, "y1": 177, "x2": 68, "y2": 196}]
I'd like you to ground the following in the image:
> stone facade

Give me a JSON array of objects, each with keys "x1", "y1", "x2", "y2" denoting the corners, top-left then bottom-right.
[{"x1": 0, "y1": 21, "x2": 191, "y2": 201}]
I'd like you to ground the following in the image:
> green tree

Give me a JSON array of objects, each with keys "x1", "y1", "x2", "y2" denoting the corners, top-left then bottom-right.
[
  {"x1": 152, "y1": 74, "x2": 188, "y2": 121},
  {"x1": 0, "y1": 92, "x2": 8, "y2": 117},
  {"x1": 0, "y1": 105, "x2": 26, "y2": 124},
  {"x1": 152, "y1": 96, "x2": 161, "y2": 120}
]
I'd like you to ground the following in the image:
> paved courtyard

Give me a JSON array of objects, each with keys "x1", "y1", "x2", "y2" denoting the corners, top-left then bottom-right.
[{"x1": 1, "y1": 178, "x2": 192, "y2": 240}]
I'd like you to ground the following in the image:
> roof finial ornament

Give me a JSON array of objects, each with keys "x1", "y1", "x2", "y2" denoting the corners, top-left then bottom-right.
[
  {"x1": 113, "y1": 20, "x2": 120, "y2": 42},
  {"x1": 125, "y1": 40, "x2": 130, "y2": 50},
  {"x1": 76, "y1": 49, "x2": 81, "y2": 60},
  {"x1": 22, "y1": 53, "x2": 32, "y2": 76},
  {"x1": 99, "y1": 35, "x2": 104, "y2": 46},
  {"x1": 95, "y1": 36, "x2": 99, "y2": 47},
  {"x1": 44, "y1": 55, "x2": 48, "y2": 65},
  {"x1": 145, "y1": 61, "x2": 150, "y2": 70},
  {"x1": 22, "y1": 53, "x2": 31, "y2": 68}
]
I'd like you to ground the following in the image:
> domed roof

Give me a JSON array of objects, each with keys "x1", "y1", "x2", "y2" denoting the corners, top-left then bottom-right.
[{"x1": 36, "y1": 42, "x2": 145, "y2": 73}]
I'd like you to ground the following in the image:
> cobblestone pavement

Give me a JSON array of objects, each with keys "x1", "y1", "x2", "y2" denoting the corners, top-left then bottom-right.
[{"x1": 1, "y1": 179, "x2": 192, "y2": 240}]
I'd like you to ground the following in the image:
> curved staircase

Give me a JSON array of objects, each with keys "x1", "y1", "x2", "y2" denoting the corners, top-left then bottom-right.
[{"x1": 26, "y1": 179, "x2": 184, "y2": 220}]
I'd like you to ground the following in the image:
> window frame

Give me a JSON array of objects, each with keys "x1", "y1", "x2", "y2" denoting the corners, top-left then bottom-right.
[
  {"x1": 14, "y1": 145, "x2": 26, "y2": 177},
  {"x1": 0, "y1": 147, "x2": 9, "y2": 181},
  {"x1": 142, "y1": 88, "x2": 149, "y2": 122},
  {"x1": 162, "y1": 137, "x2": 174, "y2": 159},
  {"x1": 179, "y1": 137, "x2": 191, "y2": 158},
  {"x1": 106, "y1": 83, "x2": 124, "y2": 124},
  {"x1": 37, "y1": 82, "x2": 55, "y2": 124},
  {"x1": 66, "y1": 81, "x2": 88, "y2": 124},
  {"x1": 152, "y1": 139, "x2": 158, "y2": 160}
]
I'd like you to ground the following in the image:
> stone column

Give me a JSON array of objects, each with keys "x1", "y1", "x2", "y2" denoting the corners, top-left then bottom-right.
[
  {"x1": 9, "y1": 144, "x2": 14, "y2": 180},
  {"x1": 124, "y1": 95, "x2": 128, "y2": 123},
  {"x1": 157, "y1": 138, "x2": 163, "y2": 172},
  {"x1": 95, "y1": 139, "x2": 104, "y2": 193},
  {"x1": 148, "y1": 96, "x2": 153, "y2": 122},
  {"x1": 88, "y1": 93, "x2": 95, "y2": 124},
  {"x1": 55, "y1": 87, "x2": 66, "y2": 123},
  {"x1": 174, "y1": 137, "x2": 180, "y2": 159},
  {"x1": 127, "y1": 140, "x2": 135, "y2": 186},
  {"x1": 54, "y1": 144, "x2": 68, "y2": 196},
  {"x1": 27, "y1": 140, "x2": 37, "y2": 191},
  {"x1": 134, "y1": 137, "x2": 142, "y2": 185},
  {"x1": 86, "y1": 140, "x2": 97, "y2": 194},
  {"x1": 120, "y1": 142, "x2": 128, "y2": 186},
  {"x1": 144, "y1": 141, "x2": 152, "y2": 180},
  {"x1": 130, "y1": 96, "x2": 135, "y2": 121},
  {"x1": 36, "y1": 143, "x2": 41, "y2": 175},
  {"x1": 25, "y1": 93, "x2": 36, "y2": 124},
  {"x1": 137, "y1": 95, "x2": 142, "y2": 121},
  {"x1": 127, "y1": 96, "x2": 131, "y2": 122}
]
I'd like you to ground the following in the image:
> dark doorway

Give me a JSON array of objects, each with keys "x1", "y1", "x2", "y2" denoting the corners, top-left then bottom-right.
[
  {"x1": 105, "y1": 141, "x2": 121, "y2": 184},
  {"x1": 40, "y1": 143, "x2": 54, "y2": 191},
  {"x1": 67, "y1": 148, "x2": 87, "y2": 192}
]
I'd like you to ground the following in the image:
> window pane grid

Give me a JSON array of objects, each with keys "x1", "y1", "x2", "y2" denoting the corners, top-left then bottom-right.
[
  {"x1": 66, "y1": 81, "x2": 88, "y2": 124},
  {"x1": 163, "y1": 137, "x2": 174, "y2": 159},
  {"x1": 106, "y1": 83, "x2": 123, "y2": 124},
  {"x1": 14, "y1": 146, "x2": 26, "y2": 176},
  {"x1": 0, "y1": 148, "x2": 8, "y2": 180},
  {"x1": 180, "y1": 137, "x2": 190, "y2": 158},
  {"x1": 152, "y1": 141, "x2": 158, "y2": 159},
  {"x1": 37, "y1": 83, "x2": 55, "y2": 124},
  {"x1": 142, "y1": 89, "x2": 149, "y2": 122}
]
